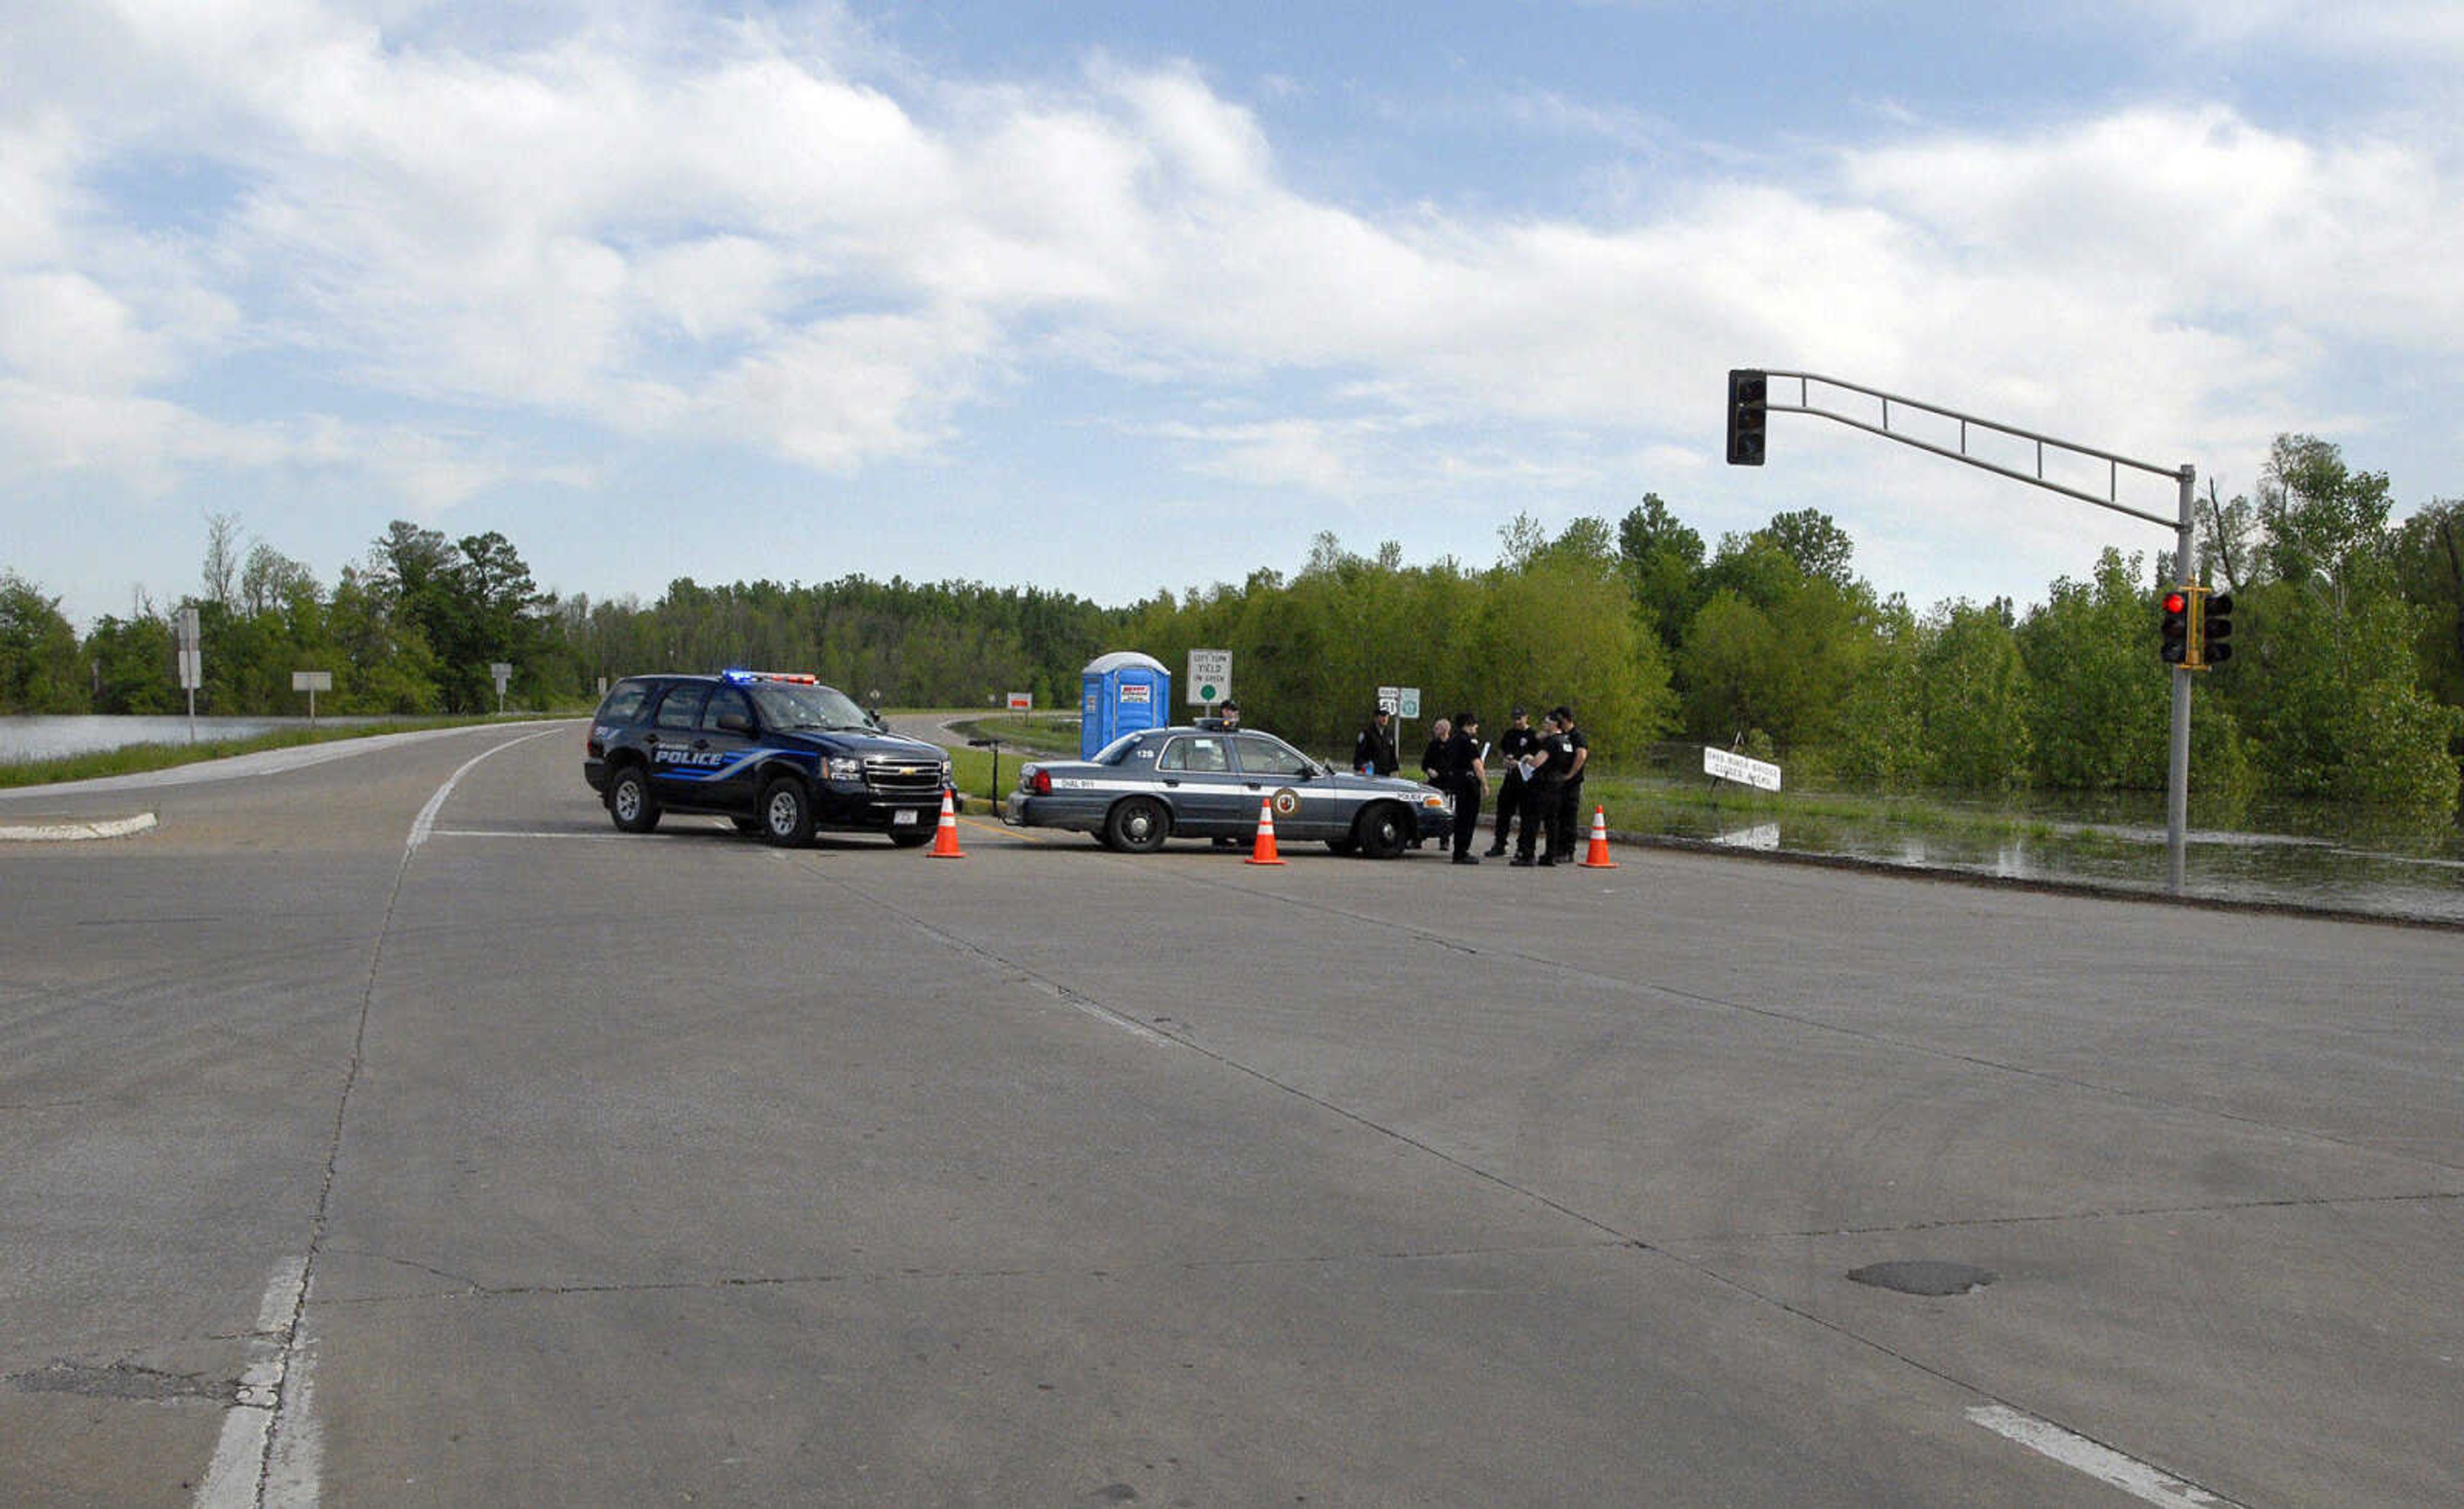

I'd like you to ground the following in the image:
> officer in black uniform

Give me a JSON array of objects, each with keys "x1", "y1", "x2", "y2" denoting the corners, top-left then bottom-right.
[
  {"x1": 1549, "y1": 704, "x2": 1590, "y2": 863},
  {"x1": 1206, "y1": 700, "x2": 1245, "y2": 845},
  {"x1": 1511, "y1": 710, "x2": 1571, "y2": 866},
  {"x1": 1353, "y1": 706, "x2": 1399, "y2": 776},
  {"x1": 1486, "y1": 706, "x2": 1537, "y2": 857},
  {"x1": 1444, "y1": 711, "x2": 1487, "y2": 864}
]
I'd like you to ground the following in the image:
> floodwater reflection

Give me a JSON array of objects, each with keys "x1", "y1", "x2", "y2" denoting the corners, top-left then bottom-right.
[{"x1": 1684, "y1": 790, "x2": 2464, "y2": 924}]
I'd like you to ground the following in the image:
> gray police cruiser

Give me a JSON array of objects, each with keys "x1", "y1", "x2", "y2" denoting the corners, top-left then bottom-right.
[
  {"x1": 1005, "y1": 725, "x2": 1453, "y2": 857},
  {"x1": 584, "y1": 670, "x2": 952, "y2": 847}
]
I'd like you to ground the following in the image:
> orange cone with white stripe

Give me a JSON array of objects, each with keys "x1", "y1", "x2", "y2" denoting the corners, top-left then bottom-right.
[
  {"x1": 928, "y1": 789, "x2": 965, "y2": 858},
  {"x1": 1245, "y1": 797, "x2": 1287, "y2": 865},
  {"x1": 1579, "y1": 806, "x2": 1618, "y2": 868}
]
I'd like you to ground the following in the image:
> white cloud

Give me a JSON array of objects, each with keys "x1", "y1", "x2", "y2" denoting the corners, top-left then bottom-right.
[{"x1": 4, "y1": 1, "x2": 2457, "y2": 622}]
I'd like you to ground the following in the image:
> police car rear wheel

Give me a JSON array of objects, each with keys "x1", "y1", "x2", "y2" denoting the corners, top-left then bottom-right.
[
  {"x1": 607, "y1": 767, "x2": 660, "y2": 834},
  {"x1": 760, "y1": 776, "x2": 816, "y2": 848},
  {"x1": 1106, "y1": 796, "x2": 1170, "y2": 853}
]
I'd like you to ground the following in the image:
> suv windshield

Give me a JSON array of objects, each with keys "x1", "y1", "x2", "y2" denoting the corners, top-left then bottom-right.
[{"x1": 748, "y1": 681, "x2": 871, "y2": 732}]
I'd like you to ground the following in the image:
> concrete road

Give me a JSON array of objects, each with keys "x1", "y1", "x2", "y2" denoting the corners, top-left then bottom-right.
[{"x1": 2, "y1": 724, "x2": 2456, "y2": 1506}]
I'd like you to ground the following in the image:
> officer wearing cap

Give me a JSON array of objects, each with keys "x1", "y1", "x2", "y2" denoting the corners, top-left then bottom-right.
[
  {"x1": 1204, "y1": 699, "x2": 1245, "y2": 845},
  {"x1": 1354, "y1": 706, "x2": 1399, "y2": 776}
]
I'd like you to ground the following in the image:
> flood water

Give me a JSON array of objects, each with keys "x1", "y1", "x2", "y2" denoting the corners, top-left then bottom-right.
[
  {"x1": 0, "y1": 714, "x2": 391, "y2": 763},
  {"x1": 1664, "y1": 787, "x2": 2464, "y2": 925}
]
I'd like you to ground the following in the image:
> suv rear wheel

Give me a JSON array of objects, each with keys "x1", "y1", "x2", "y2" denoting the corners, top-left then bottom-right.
[
  {"x1": 760, "y1": 776, "x2": 816, "y2": 848},
  {"x1": 607, "y1": 766, "x2": 660, "y2": 834}
]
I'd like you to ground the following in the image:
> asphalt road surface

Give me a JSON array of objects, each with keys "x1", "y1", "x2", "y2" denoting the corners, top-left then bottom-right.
[{"x1": 3, "y1": 723, "x2": 2457, "y2": 1507}]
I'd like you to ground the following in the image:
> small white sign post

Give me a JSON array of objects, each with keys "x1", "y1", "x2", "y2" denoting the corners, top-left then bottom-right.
[
  {"x1": 1007, "y1": 692, "x2": 1033, "y2": 712},
  {"x1": 1188, "y1": 649, "x2": 1232, "y2": 712},
  {"x1": 1703, "y1": 746, "x2": 1783, "y2": 791},
  {"x1": 292, "y1": 670, "x2": 332, "y2": 723},
  {"x1": 490, "y1": 661, "x2": 513, "y2": 715},
  {"x1": 178, "y1": 606, "x2": 201, "y2": 742}
]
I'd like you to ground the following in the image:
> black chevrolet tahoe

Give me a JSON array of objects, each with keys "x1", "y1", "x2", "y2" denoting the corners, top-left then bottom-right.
[{"x1": 583, "y1": 671, "x2": 952, "y2": 847}]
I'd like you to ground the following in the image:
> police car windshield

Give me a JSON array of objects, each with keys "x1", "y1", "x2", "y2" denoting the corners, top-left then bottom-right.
[{"x1": 747, "y1": 681, "x2": 869, "y2": 731}]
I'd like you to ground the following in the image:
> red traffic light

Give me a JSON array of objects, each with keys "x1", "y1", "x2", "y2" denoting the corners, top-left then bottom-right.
[{"x1": 2159, "y1": 586, "x2": 2193, "y2": 664}]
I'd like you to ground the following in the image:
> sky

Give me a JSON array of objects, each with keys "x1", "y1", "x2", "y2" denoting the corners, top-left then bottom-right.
[{"x1": 4, "y1": 1, "x2": 2462, "y2": 633}]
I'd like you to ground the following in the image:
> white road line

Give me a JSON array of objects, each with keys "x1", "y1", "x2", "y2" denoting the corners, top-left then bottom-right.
[
  {"x1": 427, "y1": 828, "x2": 619, "y2": 839},
  {"x1": 0, "y1": 812, "x2": 157, "y2": 841},
  {"x1": 196, "y1": 1257, "x2": 312, "y2": 1509},
  {"x1": 406, "y1": 728, "x2": 564, "y2": 852},
  {"x1": 199, "y1": 732, "x2": 559, "y2": 1508},
  {"x1": 1966, "y1": 1404, "x2": 2244, "y2": 1506}
]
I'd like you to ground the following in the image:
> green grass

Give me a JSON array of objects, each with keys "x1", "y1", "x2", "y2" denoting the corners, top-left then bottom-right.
[{"x1": 0, "y1": 715, "x2": 531, "y2": 789}]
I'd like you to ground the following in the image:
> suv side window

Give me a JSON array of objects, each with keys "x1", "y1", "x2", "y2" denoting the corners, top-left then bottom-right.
[
  {"x1": 701, "y1": 686, "x2": 753, "y2": 733},
  {"x1": 652, "y1": 683, "x2": 708, "y2": 731},
  {"x1": 595, "y1": 681, "x2": 653, "y2": 725}
]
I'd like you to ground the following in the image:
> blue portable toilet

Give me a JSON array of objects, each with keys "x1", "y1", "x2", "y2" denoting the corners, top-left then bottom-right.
[{"x1": 1081, "y1": 651, "x2": 1172, "y2": 757}]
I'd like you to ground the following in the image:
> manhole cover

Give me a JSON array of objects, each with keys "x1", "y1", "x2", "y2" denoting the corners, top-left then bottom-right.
[{"x1": 1847, "y1": 1260, "x2": 1997, "y2": 1297}]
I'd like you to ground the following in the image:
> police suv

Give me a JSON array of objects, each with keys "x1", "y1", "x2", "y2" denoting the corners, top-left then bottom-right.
[{"x1": 584, "y1": 671, "x2": 953, "y2": 847}]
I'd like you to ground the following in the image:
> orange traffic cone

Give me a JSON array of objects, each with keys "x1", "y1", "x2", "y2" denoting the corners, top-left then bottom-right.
[
  {"x1": 1579, "y1": 806, "x2": 1619, "y2": 868},
  {"x1": 1245, "y1": 797, "x2": 1287, "y2": 865},
  {"x1": 928, "y1": 789, "x2": 966, "y2": 858}
]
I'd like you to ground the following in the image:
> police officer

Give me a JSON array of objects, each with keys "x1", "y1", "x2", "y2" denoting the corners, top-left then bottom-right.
[
  {"x1": 1486, "y1": 706, "x2": 1537, "y2": 857},
  {"x1": 1510, "y1": 710, "x2": 1571, "y2": 867},
  {"x1": 1205, "y1": 699, "x2": 1245, "y2": 845},
  {"x1": 1444, "y1": 711, "x2": 1487, "y2": 864},
  {"x1": 1354, "y1": 706, "x2": 1399, "y2": 776},
  {"x1": 1549, "y1": 704, "x2": 1590, "y2": 862},
  {"x1": 1419, "y1": 717, "x2": 1452, "y2": 784}
]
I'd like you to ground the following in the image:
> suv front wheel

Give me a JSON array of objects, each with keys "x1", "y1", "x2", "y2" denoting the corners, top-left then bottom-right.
[
  {"x1": 760, "y1": 776, "x2": 816, "y2": 848},
  {"x1": 607, "y1": 766, "x2": 660, "y2": 834}
]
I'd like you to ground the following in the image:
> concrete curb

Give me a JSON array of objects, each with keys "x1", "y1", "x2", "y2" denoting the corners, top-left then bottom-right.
[{"x1": 0, "y1": 812, "x2": 158, "y2": 843}]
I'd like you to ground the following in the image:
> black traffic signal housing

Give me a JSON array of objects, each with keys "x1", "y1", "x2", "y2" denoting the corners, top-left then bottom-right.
[
  {"x1": 1726, "y1": 369, "x2": 1767, "y2": 466},
  {"x1": 2199, "y1": 590, "x2": 2233, "y2": 666},
  {"x1": 2159, "y1": 586, "x2": 2192, "y2": 665}
]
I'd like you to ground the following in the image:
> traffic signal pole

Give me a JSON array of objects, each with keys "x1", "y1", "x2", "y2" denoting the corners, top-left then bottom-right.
[
  {"x1": 1738, "y1": 370, "x2": 2202, "y2": 891},
  {"x1": 2166, "y1": 468, "x2": 2196, "y2": 892}
]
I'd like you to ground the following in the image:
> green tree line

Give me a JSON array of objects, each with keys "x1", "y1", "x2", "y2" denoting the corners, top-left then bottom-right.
[{"x1": 6, "y1": 434, "x2": 2460, "y2": 819}]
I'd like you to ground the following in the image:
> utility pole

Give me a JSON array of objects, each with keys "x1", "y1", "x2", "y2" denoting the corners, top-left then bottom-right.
[{"x1": 1734, "y1": 370, "x2": 2201, "y2": 891}]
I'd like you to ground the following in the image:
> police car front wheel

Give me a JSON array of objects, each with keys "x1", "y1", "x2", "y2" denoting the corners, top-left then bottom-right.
[{"x1": 760, "y1": 776, "x2": 816, "y2": 848}]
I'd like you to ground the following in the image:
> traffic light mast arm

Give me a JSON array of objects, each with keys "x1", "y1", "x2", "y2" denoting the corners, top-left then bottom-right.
[
  {"x1": 1759, "y1": 370, "x2": 2186, "y2": 528},
  {"x1": 1740, "y1": 364, "x2": 2204, "y2": 895}
]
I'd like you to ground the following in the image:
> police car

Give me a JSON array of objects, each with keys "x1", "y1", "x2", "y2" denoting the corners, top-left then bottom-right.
[
  {"x1": 583, "y1": 671, "x2": 952, "y2": 847},
  {"x1": 1004, "y1": 726, "x2": 1453, "y2": 857}
]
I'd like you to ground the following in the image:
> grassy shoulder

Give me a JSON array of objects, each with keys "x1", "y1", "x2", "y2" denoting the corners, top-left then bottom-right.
[{"x1": 0, "y1": 714, "x2": 556, "y2": 789}]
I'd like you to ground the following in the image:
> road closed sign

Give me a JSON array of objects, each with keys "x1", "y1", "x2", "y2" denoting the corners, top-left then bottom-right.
[{"x1": 1704, "y1": 746, "x2": 1783, "y2": 791}]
